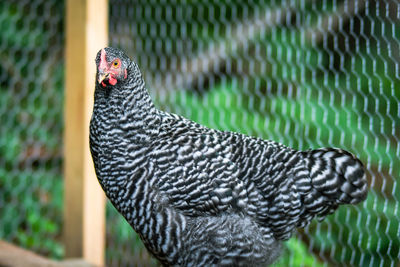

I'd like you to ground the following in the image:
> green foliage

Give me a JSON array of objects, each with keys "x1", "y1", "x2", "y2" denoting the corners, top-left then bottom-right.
[
  {"x1": 0, "y1": 0, "x2": 64, "y2": 259},
  {"x1": 0, "y1": 170, "x2": 64, "y2": 259},
  {"x1": 311, "y1": 194, "x2": 400, "y2": 266},
  {"x1": 272, "y1": 238, "x2": 325, "y2": 267}
]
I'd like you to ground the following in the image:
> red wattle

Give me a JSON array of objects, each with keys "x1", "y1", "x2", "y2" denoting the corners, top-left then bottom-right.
[{"x1": 109, "y1": 76, "x2": 117, "y2": 85}]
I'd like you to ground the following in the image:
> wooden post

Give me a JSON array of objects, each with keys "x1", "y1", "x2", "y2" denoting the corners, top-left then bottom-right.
[{"x1": 64, "y1": 0, "x2": 108, "y2": 266}]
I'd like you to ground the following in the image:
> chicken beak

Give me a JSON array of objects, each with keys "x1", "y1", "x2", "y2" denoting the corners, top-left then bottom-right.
[{"x1": 98, "y1": 72, "x2": 109, "y2": 84}]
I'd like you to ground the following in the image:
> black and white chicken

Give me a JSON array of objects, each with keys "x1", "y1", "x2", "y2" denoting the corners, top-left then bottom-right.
[{"x1": 89, "y1": 47, "x2": 368, "y2": 266}]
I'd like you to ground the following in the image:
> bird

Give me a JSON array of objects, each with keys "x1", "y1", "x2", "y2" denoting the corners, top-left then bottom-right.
[{"x1": 89, "y1": 47, "x2": 368, "y2": 266}]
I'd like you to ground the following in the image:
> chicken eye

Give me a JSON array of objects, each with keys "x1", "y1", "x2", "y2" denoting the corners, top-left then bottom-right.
[{"x1": 112, "y1": 59, "x2": 120, "y2": 68}]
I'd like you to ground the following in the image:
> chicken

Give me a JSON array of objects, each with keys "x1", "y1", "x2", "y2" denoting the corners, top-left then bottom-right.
[{"x1": 89, "y1": 47, "x2": 368, "y2": 266}]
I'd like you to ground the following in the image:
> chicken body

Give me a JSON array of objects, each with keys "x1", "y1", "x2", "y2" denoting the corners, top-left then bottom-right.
[{"x1": 90, "y1": 47, "x2": 368, "y2": 266}]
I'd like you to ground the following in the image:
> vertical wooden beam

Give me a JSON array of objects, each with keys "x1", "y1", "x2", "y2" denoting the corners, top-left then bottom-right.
[{"x1": 64, "y1": 0, "x2": 108, "y2": 266}]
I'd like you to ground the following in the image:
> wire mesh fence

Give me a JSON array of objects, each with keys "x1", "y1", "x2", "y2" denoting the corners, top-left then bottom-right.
[
  {"x1": 108, "y1": 0, "x2": 399, "y2": 266},
  {"x1": 0, "y1": 0, "x2": 64, "y2": 259},
  {"x1": 0, "y1": 0, "x2": 399, "y2": 266}
]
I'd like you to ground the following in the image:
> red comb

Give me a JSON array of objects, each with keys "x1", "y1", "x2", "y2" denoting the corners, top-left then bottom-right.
[{"x1": 99, "y1": 49, "x2": 108, "y2": 70}]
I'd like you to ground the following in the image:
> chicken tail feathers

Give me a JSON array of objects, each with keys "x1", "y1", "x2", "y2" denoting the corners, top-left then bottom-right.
[{"x1": 296, "y1": 148, "x2": 368, "y2": 225}]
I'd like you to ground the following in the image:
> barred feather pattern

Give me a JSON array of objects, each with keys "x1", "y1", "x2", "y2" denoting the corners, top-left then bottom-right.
[{"x1": 90, "y1": 47, "x2": 368, "y2": 266}]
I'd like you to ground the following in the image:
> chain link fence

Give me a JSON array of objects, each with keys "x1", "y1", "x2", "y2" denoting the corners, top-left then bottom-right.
[{"x1": 0, "y1": 0, "x2": 399, "y2": 266}]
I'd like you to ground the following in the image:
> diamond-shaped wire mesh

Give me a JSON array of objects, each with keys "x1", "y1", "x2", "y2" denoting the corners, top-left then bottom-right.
[
  {"x1": 0, "y1": 0, "x2": 399, "y2": 266},
  {"x1": 0, "y1": 0, "x2": 64, "y2": 259}
]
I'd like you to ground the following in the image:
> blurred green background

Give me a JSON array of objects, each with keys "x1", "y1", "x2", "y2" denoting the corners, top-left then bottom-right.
[{"x1": 0, "y1": 0, "x2": 399, "y2": 266}]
